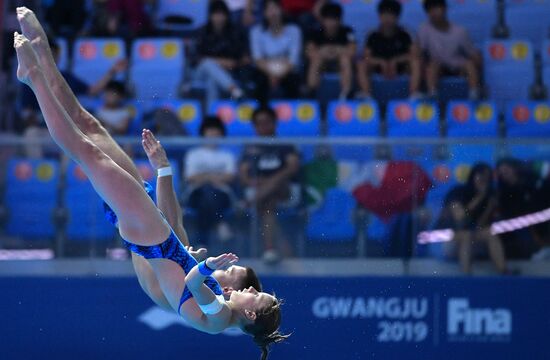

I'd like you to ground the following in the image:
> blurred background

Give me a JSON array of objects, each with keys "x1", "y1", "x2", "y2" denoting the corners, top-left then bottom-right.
[{"x1": 0, "y1": 0, "x2": 549, "y2": 359}]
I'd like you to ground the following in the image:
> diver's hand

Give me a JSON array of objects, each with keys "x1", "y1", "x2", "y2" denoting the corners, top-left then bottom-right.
[
  {"x1": 142, "y1": 129, "x2": 169, "y2": 170},
  {"x1": 186, "y1": 246, "x2": 207, "y2": 262},
  {"x1": 205, "y1": 253, "x2": 239, "y2": 270}
]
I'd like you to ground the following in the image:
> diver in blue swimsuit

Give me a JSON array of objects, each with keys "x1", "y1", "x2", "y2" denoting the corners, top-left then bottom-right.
[{"x1": 15, "y1": 7, "x2": 288, "y2": 359}]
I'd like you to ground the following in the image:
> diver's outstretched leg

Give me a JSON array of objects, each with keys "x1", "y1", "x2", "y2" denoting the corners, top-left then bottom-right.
[
  {"x1": 14, "y1": 32, "x2": 169, "y2": 246},
  {"x1": 16, "y1": 6, "x2": 143, "y2": 184}
]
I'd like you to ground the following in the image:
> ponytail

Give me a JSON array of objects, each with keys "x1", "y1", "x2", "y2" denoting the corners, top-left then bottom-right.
[{"x1": 254, "y1": 332, "x2": 290, "y2": 360}]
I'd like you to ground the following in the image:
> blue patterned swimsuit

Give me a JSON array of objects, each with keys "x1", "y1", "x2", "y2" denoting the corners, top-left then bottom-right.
[{"x1": 104, "y1": 181, "x2": 223, "y2": 313}]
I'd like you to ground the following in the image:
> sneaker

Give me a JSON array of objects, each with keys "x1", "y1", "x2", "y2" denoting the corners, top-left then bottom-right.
[
  {"x1": 409, "y1": 92, "x2": 424, "y2": 101},
  {"x1": 354, "y1": 91, "x2": 372, "y2": 100},
  {"x1": 262, "y1": 249, "x2": 281, "y2": 265}
]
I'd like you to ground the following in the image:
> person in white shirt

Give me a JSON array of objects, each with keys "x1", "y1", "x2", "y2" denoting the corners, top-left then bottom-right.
[
  {"x1": 184, "y1": 116, "x2": 237, "y2": 245},
  {"x1": 94, "y1": 80, "x2": 131, "y2": 135}
]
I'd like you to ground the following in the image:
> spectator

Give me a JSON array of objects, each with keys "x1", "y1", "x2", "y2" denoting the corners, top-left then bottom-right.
[
  {"x1": 20, "y1": 40, "x2": 127, "y2": 157},
  {"x1": 184, "y1": 116, "x2": 237, "y2": 246},
  {"x1": 438, "y1": 163, "x2": 509, "y2": 274},
  {"x1": 281, "y1": 0, "x2": 326, "y2": 33},
  {"x1": 195, "y1": 0, "x2": 246, "y2": 109},
  {"x1": 45, "y1": 0, "x2": 87, "y2": 38},
  {"x1": 496, "y1": 158, "x2": 547, "y2": 259},
  {"x1": 356, "y1": 0, "x2": 421, "y2": 99},
  {"x1": 222, "y1": 0, "x2": 256, "y2": 27},
  {"x1": 94, "y1": 81, "x2": 131, "y2": 135},
  {"x1": 106, "y1": 0, "x2": 155, "y2": 37},
  {"x1": 250, "y1": 0, "x2": 302, "y2": 102},
  {"x1": 305, "y1": 2, "x2": 356, "y2": 99},
  {"x1": 418, "y1": 0, "x2": 482, "y2": 100},
  {"x1": 239, "y1": 106, "x2": 300, "y2": 263}
]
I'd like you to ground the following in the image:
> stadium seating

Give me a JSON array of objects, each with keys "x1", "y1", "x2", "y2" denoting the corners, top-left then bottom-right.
[
  {"x1": 484, "y1": 39, "x2": 535, "y2": 106},
  {"x1": 387, "y1": 100, "x2": 440, "y2": 137},
  {"x1": 134, "y1": 158, "x2": 180, "y2": 195},
  {"x1": 3, "y1": 159, "x2": 60, "y2": 239},
  {"x1": 505, "y1": 101, "x2": 550, "y2": 137},
  {"x1": 72, "y1": 38, "x2": 126, "y2": 85},
  {"x1": 208, "y1": 100, "x2": 258, "y2": 137},
  {"x1": 505, "y1": 0, "x2": 550, "y2": 46},
  {"x1": 307, "y1": 188, "x2": 357, "y2": 242},
  {"x1": 64, "y1": 163, "x2": 116, "y2": 241},
  {"x1": 339, "y1": 0, "x2": 378, "y2": 51},
  {"x1": 155, "y1": 0, "x2": 208, "y2": 31},
  {"x1": 269, "y1": 100, "x2": 321, "y2": 137},
  {"x1": 327, "y1": 100, "x2": 380, "y2": 160},
  {"x1": 146, "y1": 99, "x2": 203, "y2": 136},
  {"x1": 446, "y1": 101, "x2": 499, "y2": 137},
  {"x1": 447, "y1": 0, "x2": 497, "y2": 45},
  {"x1": 129, "y1": 38, "x2": 185, "y2": 100},
  {"x1": 56, "y1": 38, "x2": 69, "y2": 72},
  {"x1": 543, "y1": 40, "x2": 550, "y2": 91}
]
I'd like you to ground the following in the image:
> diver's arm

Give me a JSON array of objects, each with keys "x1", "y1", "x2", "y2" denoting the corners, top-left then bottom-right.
[{"x1": 142, "y1": 129, "x2": 190, "y2": 246}]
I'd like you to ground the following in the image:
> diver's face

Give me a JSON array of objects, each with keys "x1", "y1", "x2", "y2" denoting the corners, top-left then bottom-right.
[
  {"x1": 229, "y1": 287, "x2": 276, "y2": 313},
  {"x1": 213, "y1": 265, "x2": 248, "y2": 289}
]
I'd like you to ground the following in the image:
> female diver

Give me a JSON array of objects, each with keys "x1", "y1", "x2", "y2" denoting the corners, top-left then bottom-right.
[{"x1": 14, "y1": 7, "x2": 288, "y2": 359}]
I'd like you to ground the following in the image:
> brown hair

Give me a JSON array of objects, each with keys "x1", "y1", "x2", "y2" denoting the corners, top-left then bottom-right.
[
  {"x1": 243, "y1": 297, "x2": 290, "y2": 360},
  {"x1": 238, "y1": 267, "x2": 263, "y2": 292}
]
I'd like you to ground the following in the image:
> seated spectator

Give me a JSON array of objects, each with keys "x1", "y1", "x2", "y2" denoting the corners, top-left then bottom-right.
[
  {"x1": 305, "y1": 2, "x2": 356, "y2": 99},
  {"x1": 496, "y1": 158, "x2": 546, "y2": 259},
  {"x1": 418, "y1": 0, "x2": 482, "y2": 100},
  {"x1": 45, "y1": 0, "x2": 87, "y2": 38},
  {"x1": 19, "y1": 40, "x2": 127, "y2": 158},
  {"x1": 95, "y1": 81, "x2": 131, "y2": 135},
  {"x1": 250, "y1": 0, "x2": 302, "y2": 102},
  {"x1": 194, "y1": 0, "x2": 246, "y2": 109},
  {"x1": 222, "y1": 0, "x2": 255, "y2": 27},
  {"x1": 239, "y1": 106, "x2": 300, "y2": 263},
  {"x1": 184, "y1": 116, "x2": 237, "y2": 246},
  {"x1": 438, "y1": 163, "x2": 509, "y2": 274},
  {"x1": 106, "y1": 0, "x2": 154, "y2": 37},
  {"x1": 356, "y1": 0, "x2": 421, "y2": 99},
  {"x1": 281, "y1": 0, "x2": 326, "y2": 33}
]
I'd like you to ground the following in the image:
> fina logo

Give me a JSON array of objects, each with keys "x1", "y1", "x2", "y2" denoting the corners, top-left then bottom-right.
[
  {"x1": 138, "y1": 306, "x2": 244, "y2": 336},
  {"x1": 447, "y1": 298, "x2": 512, "y2": 341}
]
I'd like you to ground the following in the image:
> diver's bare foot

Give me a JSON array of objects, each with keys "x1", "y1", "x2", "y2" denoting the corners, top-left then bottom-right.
[
  {"x1": 14, "y1": 32, "x2": 41, "y2": 85},
  {"x1": 16, "y1": 7, "x2": 47, "y2": 43},
  {"x1": 16, "y1": 7, "x2": 49, "y2": 57}
]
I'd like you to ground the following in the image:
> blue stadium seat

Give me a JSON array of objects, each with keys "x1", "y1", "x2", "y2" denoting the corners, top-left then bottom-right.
[
  {"x1": 307, "y1": 188, "x2": 357, "y2": 242},
  {"x1": 155, "y1": 0, "x2": 208, "y2": 31},
  {"x1": 208, "y1": 100, "x2": 258, "y2": 137},
  {"x1": 327, "y1": 100, "x2": 380, "y2": 136},
  {"x1": 387, "y1": 100, "x2": 440, "y2": 160},
  {"x1": 130, "y1": 38, "x2": 185, "y2": 100},
  {"x1": 371, "y1": 75, "x2": 409, "y2": 107},
  {"x1": 148, "y1": 99, "x2": 202, "y2": 136},
  {"x1": 387, "y1": 100, "x2": 440, "y2": 137},
  {"x1": 3, "y1": 159, "x2": 59, "y2": 239},
  {"x1": 484, "y1": 40, "x2": 534, "y2": 106},
  {"x1": 327, "y1": 100, "x2": 380, "y2": 161},
  {"x1": 447, "y1": 0, "x2": 497, "y2": 45},
  {"x1": 269, "y1": 100, "x2": 321, "y2": 137},
  {"x1": 78, "y1": 97, "x2": 143, "y2": 135},
  {"x1": 505, "y1": 0, "x2": 550, "y2": 46},
  {"x1": 56, "y1": 37, "x2": 69, "y2": 71},
  {"x1": 134, "y1": 159, "x2": 181, "y2": 195},
  {"x1": 446, "y1": 101, "x2": 499, "y2": 137},
  {"x1": 542, "y1": 40, "x2": 550, "y2": 90},
  {"x1": 505, "y1": 101, "x2": 550, "y2": 137},
  {"x1": 72, "y1": 38, "x2": 126, "y2": 86},
  {"x1": 64, "y1": 163, "x2": 116, "y2": 241},
  {"x1": 438, "y1": 77, "x2": 469, "y2": 103}
]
